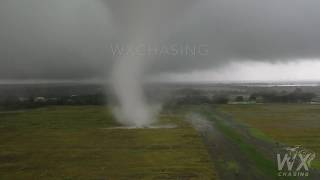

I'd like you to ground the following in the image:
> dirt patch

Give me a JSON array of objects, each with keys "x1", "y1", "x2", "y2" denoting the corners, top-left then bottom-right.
[{"x1": 102, "y1": 124, "x2": 178, "y2": 130}]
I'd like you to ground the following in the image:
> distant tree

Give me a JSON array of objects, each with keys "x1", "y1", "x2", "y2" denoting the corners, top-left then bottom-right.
[
  {"x1": 249, "y1": 89, "x2": 316, "y2": 103},
  {"x1": 213, "y1": 96, "x2": 229, "y2": 104}
]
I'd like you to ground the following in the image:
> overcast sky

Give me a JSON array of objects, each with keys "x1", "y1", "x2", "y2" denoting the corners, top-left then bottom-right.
[{"x1": 1, "y1": 0, "x2": 320, "y2": 82}]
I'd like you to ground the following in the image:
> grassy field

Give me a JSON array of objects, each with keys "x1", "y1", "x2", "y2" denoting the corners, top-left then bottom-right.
[
  {"x1": 0, "y1": 106, "x2": 217, "y2": 179},
  {"x1": 193, "y1": 106, "x2": 277, "y2": 179},
  {"x1": 217, "y1": 104, "x2": 320, "y2": 169}
]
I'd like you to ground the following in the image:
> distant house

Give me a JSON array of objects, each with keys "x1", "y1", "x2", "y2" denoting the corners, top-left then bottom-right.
[{"x1": 34, "y1": 97, "x2": 47, "y2": 103}]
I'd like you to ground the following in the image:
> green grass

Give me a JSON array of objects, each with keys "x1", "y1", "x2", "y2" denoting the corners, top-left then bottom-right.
[
  {"x1": 225, "y1": 161, "x2": 240, "y2": 175},
  {"x1": 218, "y1": 104, "x2": 320, "y2": 170},
  {"x1": 0, "y1": 106, "x2": 217, "y2": 179}
]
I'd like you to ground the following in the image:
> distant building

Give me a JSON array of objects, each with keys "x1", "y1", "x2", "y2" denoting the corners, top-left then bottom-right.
[{"x1": 34, "y1": 97, "x2": 47, "y2": 103}]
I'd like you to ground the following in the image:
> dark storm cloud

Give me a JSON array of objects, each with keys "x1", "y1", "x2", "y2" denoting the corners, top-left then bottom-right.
[
  {"x1": 1, "y1": 0, "x2": 320, "y2": 80},
  {"x1": 0, "y1": 0, "x2": 113, "y2": 79},
  {"x1": 150, "y1": 0, "x2": 320, "y2": 73}
]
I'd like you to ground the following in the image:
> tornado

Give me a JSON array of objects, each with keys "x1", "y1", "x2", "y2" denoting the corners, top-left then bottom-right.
[
  {"x1": 106, "y1": 0, "x2": 194, "y2": 126},
  {"x1": 111, "y1": 39, "x2": 153, "y2": 126}
]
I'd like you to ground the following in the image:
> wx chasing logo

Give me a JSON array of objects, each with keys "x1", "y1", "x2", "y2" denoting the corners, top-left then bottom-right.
[{"x1": 277, "y1": 145, "x2": 316, "y2": 177}]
